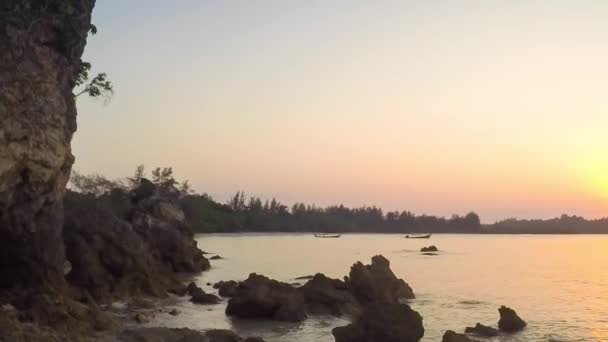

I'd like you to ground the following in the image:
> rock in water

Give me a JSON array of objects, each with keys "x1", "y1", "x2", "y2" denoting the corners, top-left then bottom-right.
[
  {"x1": 420, "y1": 246, "x2": 439, "y2": 252},
  {"x1": 298, "y1": 273, "x2": 361, "y2": 316},
  {"x1": 332, "y1": 302, "x2": 424, "y2": 342},
  {"x1": 226, "y1": 273, "x2": 306, "y2": 321},
  {"x1": 498, "y1": 305, "x2": 527, "y2": 332},
  {"x1": 464, "y1": 323, "x2": 499, "y2": 337},
  {"x1": 442, "y1": 330, "x2": 477, "y2": 342},
  {"x1": 345, "y1": 255, "x2": 415, "y2": 303},
  {"x1": 187, "y1": 282, "x2": 220, "y2": 305},
  {"x1": 214, "y1": 280, "x2": 239, "y2": 297}
]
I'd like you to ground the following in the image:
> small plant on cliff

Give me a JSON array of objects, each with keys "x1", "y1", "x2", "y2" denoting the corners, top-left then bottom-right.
[{"x1": 74, "y1": 61, "x2": 113, "y2": 100}]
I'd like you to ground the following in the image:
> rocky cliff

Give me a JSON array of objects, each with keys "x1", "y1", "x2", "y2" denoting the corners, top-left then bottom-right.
[{"x1": 0, "y1": 0, "x2": 96, "y2": 293}]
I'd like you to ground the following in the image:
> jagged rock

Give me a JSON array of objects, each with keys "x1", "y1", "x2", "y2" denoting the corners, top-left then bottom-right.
[
  {"x1": 345, "y1": 255, "x2": 415, "y2": 304},
  {"x1": 298, "y1": 273, "x2": 361, "y2": 316},
  {"x1": 443, "y1": 330, "x2": 477, "y2": 342},
  {"x1": 498, "y1": 306, "x2": 527, "y2": 332},
  {"x1": 118, "y1": 328, "x2": 266, "y2": 342},
  {"x1": 226, "y1": 273, "x2": 306, "y2": 321},
  {"x1": 420, "y1": 246, "x2": 438, "y2": 252},
  {"x1": 214, "y1": 281, "x2": 239, "y2": 297},
  {"x1": 187, "y1": 282, "x2": 220, "y2": 305},
  {"x1": 464, "y1": 323, "x2": 499, "y2": 337},
  {"x1": 332, "y1": 302, "x2": 424, "y2": 342}
]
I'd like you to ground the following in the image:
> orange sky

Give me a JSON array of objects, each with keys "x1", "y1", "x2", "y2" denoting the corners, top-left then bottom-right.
[{"x1": 74, "y1": 1, "x2": 608, "y2": 222}]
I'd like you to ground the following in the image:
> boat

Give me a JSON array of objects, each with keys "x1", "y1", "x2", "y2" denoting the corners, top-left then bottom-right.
[
  {"x1": 405, "y1": 234, "x2": 432, "y2": 239},
  {"x1": 314, "y1": 233, "x2": 341, "y2": 238}
]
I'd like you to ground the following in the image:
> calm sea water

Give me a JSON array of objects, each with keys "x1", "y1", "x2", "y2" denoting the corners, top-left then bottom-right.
[{"x1": 145, "y1": 234, "x2": 608, "y2": 341}]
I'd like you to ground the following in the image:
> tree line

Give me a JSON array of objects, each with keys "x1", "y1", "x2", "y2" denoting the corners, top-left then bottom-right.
[{"x1": 68, "y1": 166, "x2": 607, "y2": 234}]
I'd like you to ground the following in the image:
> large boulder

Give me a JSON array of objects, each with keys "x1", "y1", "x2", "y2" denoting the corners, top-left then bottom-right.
[
  {"x1": 345, "y1": 255, "x2": 415, "y2": 304},
  {"x1": 332, "y1": 302, "x2": 424, "y2": 342},
  {"x1": 226, "y1": 273, "x2": 306, "y2": 322},
  {"x1": 498, "y1": 306, "x2": 526, "y2": 332},
  {"x1": 298, "y1": 273, "x2": 361, "y2": 316}
]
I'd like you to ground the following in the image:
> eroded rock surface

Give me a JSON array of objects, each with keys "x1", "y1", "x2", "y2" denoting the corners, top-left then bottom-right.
[
  {"x1": 464, "y1": 323, "x2": 499, "y2": 337},
  {"x1": 332, "y1": 302, "x2": 424, "y2": 342}
]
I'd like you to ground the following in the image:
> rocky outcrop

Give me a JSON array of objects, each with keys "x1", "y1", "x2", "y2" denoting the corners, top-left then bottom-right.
[
  {"x1": 442, "y1": 330, "x2": 477, "y2": 342},
  {"x1": 298, "y1": 273, "x2": 361, "y2": 316},
  {"x1": 420, "y1": 246, "x2": 438, "y2": 252},
  {"x1": 128, "y1": 180, "x2": 210, "y2": 273},
  {"x1": 0, "y1": 0, "x2": 95, "y2": 294},
  {"x1": 63, "y1": 192, "x2": 184, "y2": 302},
  {"x1": 226, "y1": 273, "x2": 306, "y2": 322},
  {"x1": 118, "y1": 328, "x2": 265, "y2": 342},
  {"x1": 214, "y1": 280, "x2": 238, "y2": 297},
  {"x1": 332, "y1": 302, "x2": 424, "y2": 342},
  {"x1": 62, "y1": 183, "x2": 209, "y2": 303},
  {"x1": 464, "y1": 323, "x2": 499, "y2": 337},
  {"x1": 498, "y1": 306, "x2": 526, "y2": 332},
  {"x1": 345, "y1": 255, "x2": 415, "y2": 304}
]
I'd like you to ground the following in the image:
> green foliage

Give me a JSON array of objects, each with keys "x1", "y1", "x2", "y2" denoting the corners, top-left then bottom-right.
[{"x1": 75, "y1": 61, "x2": 113, "y2": 100}]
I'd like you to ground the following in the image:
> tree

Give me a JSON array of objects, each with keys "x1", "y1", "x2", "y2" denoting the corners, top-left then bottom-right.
[{"x1": 70, "y1": 170, "x2": 125, "y2": 197}]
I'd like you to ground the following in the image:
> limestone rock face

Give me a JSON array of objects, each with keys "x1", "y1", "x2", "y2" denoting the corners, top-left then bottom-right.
[
  {"x1": 0, "y1": 0, "x2": 96, "y2": 292},
  {"x1": 226, "y1": 273, "x2": 306, "y2": 322},
  {"x1": 345, "y1": 255, "x2": 415, "y2": 304},
  {"x1": 332, "y1": 302, "x2": 424, "y2": 342}
]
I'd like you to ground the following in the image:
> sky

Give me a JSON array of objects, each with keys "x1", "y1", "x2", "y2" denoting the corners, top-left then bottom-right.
[{"x1": 75, "y1": 0, "x2": 608, "y2": 222}]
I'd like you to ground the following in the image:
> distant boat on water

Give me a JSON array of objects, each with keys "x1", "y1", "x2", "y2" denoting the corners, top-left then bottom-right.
[
  {"x1": 405, "y1": 234, "x2": 432, "y2": 239},
  {"x1": 314, "y1": 233, "x2": 342, "y2": 238}
]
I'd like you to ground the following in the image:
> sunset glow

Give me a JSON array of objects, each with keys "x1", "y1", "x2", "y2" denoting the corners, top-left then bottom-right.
[{"x1": 74, "y1": 0, "x2": 608, "y2": 222}]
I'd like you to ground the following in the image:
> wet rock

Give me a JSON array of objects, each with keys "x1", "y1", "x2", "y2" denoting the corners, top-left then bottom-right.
[
  {"x1": 345, "y1": 255, "x2": 415, "y2": 304},
  {"x1": 420, "y1": 246, "x2": 438, "y2": 252},
  {"x1": 421, "y1": 252, "x2": 438, "y2": 256},
  {"x1": 214, "y1": 280, "x2": 239, "y2": 297},
  {"x1": 332, "y1": 302, "x2": 424, "y2": 342},
  {"x1": 210, "y1": 255, "x2": 223, "y2": 260},
  {"x1": 498, "y1": 305, "x2": 527, "y2": 332},
  {"x1": 226, "y1": 273, "x2": 306, "y2": 321},
  {"x1": 298, "y1": 273, "x2": 361, "y2": 316},
  {"x1": 188, "y1": 282, "x2": 220, "y2": 305},
  {"x1": 464, "y1": 323, "x2": 499, "y2": 337},
  {"x1": 168, "y1": 309, "x2": 179, "y2": 316},
  {"x1": 443, "y1": 330, "x2": 477, "y2": 342}
]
